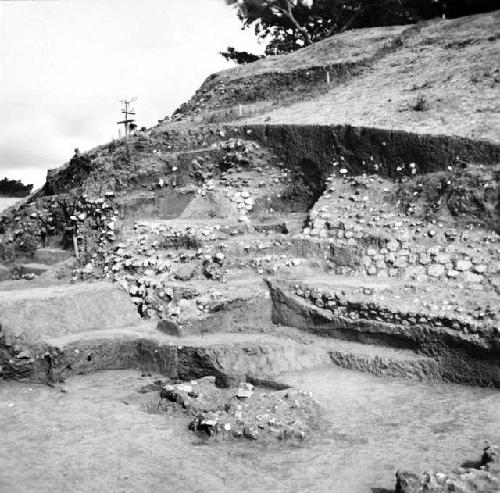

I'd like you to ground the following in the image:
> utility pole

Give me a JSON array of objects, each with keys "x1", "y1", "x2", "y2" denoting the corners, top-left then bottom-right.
[{"x1": 117, "y1": 98, "x2": 136, "y2": 137}]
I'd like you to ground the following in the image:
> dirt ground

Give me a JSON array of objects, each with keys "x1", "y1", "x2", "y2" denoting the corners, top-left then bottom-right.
[{"x1": 0, "y1": 369, "x2": 498, "y2": 493}]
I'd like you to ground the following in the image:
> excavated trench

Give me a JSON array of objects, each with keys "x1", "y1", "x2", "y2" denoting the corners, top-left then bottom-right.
[
  {"x1": 2, "y1": 13, "x2": 500, "y2": 487},
  {"x1": 267, "y1": 280, "x2": 500, "y2": 388},
  {"x1": 1, "y1": 277, "x2": 496, "y2": 389},
  {"x1": 3, "y1": 121, "x2": 499, "y2": 386},
  {"x1": 1, "y1": 282, "x2": 499, "y2": 493},
  {"x1": 1, "y1": 125, "x2": 499, "y2": 492},
  {"x1": 237, "y1": 123, "x2": 500, "y2": 176},
  {"x1": 107, "y1": 123, "x2": 500, "y2": 226},
  {"x1": 30, "y1": 121, "x2": 500, "y2": 233}
]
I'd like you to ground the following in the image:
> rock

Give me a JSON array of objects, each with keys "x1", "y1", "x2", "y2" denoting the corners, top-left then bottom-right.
[
  {"x1": 473, "y1": 264, "x2": 488, "y2": 274},
  {"x1": 362, "y1": 256, "x2": 372, "y2": 267},
  {"x1": 395, "y1": 445, "x2": 500, "y2": 493},
  {"x1": 16, "y1": 349, "x2": 32, "y2": 359},
  {"x1": 462, "y1": 271, "x2": 483, "y2": 284},
  {"x1": 387, "y1": 241, "x2": 399, "y2": 252},
  {"x1": 174, "y1": 264, "x2": 195, "y2": 281},
  {"x1": 435, "y1": 253, "x2": 451, "y2": 264},
  {"x1": 419, "y1": 254, "x2": 431, "y2": 265},
  {"x1": 160, "y1": 385, "x2": 187, "y2": 407},
  {"x1": 395, "y1": 470, "x2": 421, "y2": 493},
  {"x1": 176, "y1": 383, "x2": 193, "y2": 393},
  {"x1": 428, "y1": 264, "x2": 445, "y2": 277},
  {"x1": 244, "y1": 427, "x2": 258, "y2": 440},
  {"x1": 455, "y1": 259, "x2": 473, "y2": 271},
  {"x1": 157, "y1": 319, "x2": 183, "y2": 337},
  {"x1": 213, "y1": 252, "x2": 225, "y2": 265},
  {"x1": 236, "y1": 382, "x2": 254, "y2": 399}
]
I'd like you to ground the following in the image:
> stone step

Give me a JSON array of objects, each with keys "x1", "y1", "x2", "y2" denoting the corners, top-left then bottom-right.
[
  {"x1": 0, "y1": 282, "x2": 143, "y2": 343},
  {"x1": 34, "y1": 247, "x2": 72, "y2": 265},
  {"x1": 266, "y1": 325, "x2": 441, "y2": 383},
  {"x1": 36, "y1": 324, "x2": 442, "y2": 386},
  {"x1": 17, "y1": 263, "x2": 50, "y2": 276},
  {"x1": 34, "y1": 329, "x2": 331, "y2": 383},
  {"x1": 324, "y1": 338, "x2": 440, "y2": 382},
  {"x1": 267, "y1": 279, "x2": 500, "y2": 387}
]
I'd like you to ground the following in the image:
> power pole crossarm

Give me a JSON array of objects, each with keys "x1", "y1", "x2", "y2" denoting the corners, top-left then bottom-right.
[{"x1": 117, "y1": 98, "x2": 137, "y2": 137}]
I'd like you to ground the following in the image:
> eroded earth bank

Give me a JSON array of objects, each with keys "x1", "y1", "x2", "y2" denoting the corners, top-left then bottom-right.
[{"x1": 1, "y1": 11, "x2": 499, "y2": 493}]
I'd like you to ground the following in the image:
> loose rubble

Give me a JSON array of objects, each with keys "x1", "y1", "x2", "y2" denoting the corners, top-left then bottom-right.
[
  {"x1": 395, "y1": 443, "x2": 500, "y2": 493},
  {"x1": 151, "y1": 376, "x2": 321, "y2": 444}
]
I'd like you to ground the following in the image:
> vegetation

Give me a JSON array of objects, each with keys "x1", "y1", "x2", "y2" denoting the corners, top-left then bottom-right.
[
  {"x1": 220, "y1": 47, "x2": 264, "y2": 64},
  {"x1": 224, "y1": 0, "x2": 498, "y2": 58},
  {"x1": 0, "y1": 177, "x2": 33, "y2": 197}
]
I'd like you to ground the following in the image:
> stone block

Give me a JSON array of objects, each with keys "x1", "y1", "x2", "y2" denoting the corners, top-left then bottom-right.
[
  {"x1": 455, "y1": 259, "x2": 473, "y2": 271},
  {"x1": 387, "y1": 241, "x2": 399, "y2": 252},
  {"x1": 419, "y1": 254, "x2": 431, "y2": 265},
  {"x1": 362, "y1": 256, "x2": 372, "y2": 267},
  {"x1": 174, "y1": 264, "x2": 196, "y2": 281},
  {"x1": 0, "y1": 264, "x2": 11, "y2": 282},
  {"x1": 330, "y1": 245, "x2": 361, "y2": 268},
  {"x1": 157, "y1": 319, "x2": 184, "y2": 337},
  {"x1": 462, "y1": 271, "x2": 483, "y2": 284},
  {"x1": 18, "y1": 263, "x2": 50, "y2": 276},
  {"x1": 34, "y1": 248, "x2": 72, "y2": 265},
  {"x1": 428, "y1": 264, "x2": 445, "y2": 277},
  {"x1": 394, "y1": 256, "x2": 408, "y2": 268},
  {"x1": 435, "y1": 253, "x2": 451, "y2": 264}
]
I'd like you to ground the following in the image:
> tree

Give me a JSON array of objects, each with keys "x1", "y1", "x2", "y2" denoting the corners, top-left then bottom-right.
[
  {"x1": 226, "y1": 0, "x2": 316, "y2": 53},
  {"x1": 0, "y1": 177, "x2": 33, "y2": 198},
  {"x1": 225, "y1": 0, "x2": 498, "y2": 57},
  {"x1": 225, "y1": 0, "x2": 414, "y2": 55}
]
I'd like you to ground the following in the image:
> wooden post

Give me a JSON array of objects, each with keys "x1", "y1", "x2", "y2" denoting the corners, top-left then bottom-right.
[
  {"x1": 326, "y1": 71, "x2": 331, "y2": 85},
  {"x1": 73, "y1": 235, "x2": 79, "y2": 259}
]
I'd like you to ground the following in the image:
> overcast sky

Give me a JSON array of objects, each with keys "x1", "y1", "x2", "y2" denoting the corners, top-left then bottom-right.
[{"x1": 0, "y1": 0, "x2": 262, "y2": 189}]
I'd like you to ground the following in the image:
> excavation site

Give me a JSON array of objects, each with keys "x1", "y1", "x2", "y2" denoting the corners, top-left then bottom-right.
[{"x1": 0, "y1": 5, "x2": 499, "y2": 493}]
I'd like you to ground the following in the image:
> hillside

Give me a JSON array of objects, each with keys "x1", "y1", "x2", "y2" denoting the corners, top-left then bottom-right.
[
  {"x1": 176, "y1": 12, "x2": 500, "y2": 142},
  {"x1": 0, "y1": 12, "x2": 499, "y2": 492}
]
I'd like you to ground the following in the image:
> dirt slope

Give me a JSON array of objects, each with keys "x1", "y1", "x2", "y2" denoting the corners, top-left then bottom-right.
[{"x1": 176, "y1": 12, "x2": 500, "y2": 143}]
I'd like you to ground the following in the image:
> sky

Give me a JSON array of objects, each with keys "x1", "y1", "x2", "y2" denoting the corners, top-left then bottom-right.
[{"x1": 0, "y1": 0, "x2": 262, "y2": 189}]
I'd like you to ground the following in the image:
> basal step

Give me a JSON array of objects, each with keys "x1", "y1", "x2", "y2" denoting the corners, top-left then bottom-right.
[
  {"x1": 0, "y1": 282, "x2": 142, "y2": 342},
  {"x1": 34, "y1": 248, "x2": 72, "y2": 265},
  {"x1": 326, "y1": 338, "x2": 440, "y2": 382},
  {"x1": 35, "y1": 329, "x2": 331, "y2": 383},
  {"x1": 270, "y1": 326, "x2": 441, "y2": 383},
  {"x1": 17, "y1": 263, "x2": 50, "y2": 276}
]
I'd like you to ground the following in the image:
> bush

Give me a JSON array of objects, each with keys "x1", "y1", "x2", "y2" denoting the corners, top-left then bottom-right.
[
  {"x1": 220, "y1": 47, "x2": 263, "y2": 65},
  {"x1": 411, "y1": 95, "x2": 429, "y2": 112}
]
